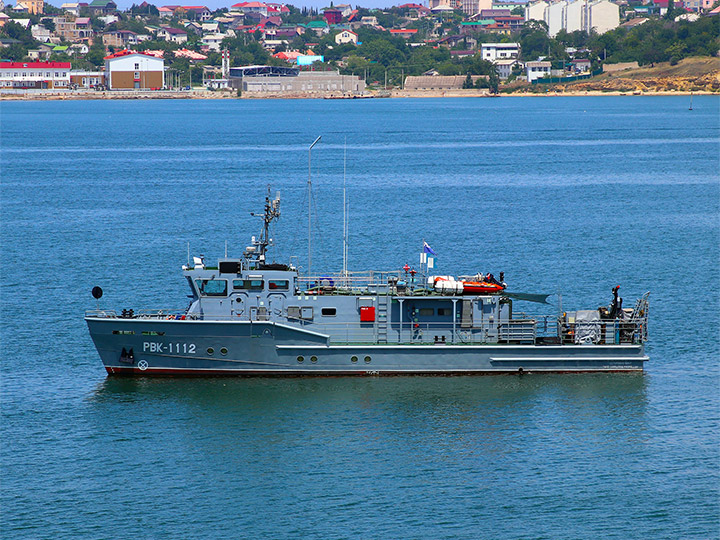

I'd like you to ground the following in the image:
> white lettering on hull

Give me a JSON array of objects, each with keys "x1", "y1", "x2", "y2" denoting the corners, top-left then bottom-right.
[{"x1": 143, "y1": 342, "x2": 196, "y2": 354}]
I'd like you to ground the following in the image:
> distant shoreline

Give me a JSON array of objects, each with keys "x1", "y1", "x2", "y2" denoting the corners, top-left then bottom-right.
[{"x1": 1, "y1": 88, "x2": 716, "y2": 101}]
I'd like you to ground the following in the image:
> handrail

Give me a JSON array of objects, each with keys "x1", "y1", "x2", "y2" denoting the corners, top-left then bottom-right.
[{"x1": 85, "y1": 309, "x2": 648, "y2": 345}]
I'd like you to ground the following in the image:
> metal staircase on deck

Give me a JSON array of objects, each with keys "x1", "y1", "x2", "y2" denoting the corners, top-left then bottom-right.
[{"x1": 376, "y1": 295, "x2": 389, "y2": 343}]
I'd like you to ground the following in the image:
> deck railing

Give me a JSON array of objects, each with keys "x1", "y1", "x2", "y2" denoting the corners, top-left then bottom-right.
[
  {"x1": 86, "y1": 310, "x2": 648, "y2": 345},
  {"x1": 296, "y1": 270, "x2": 432, "y2": 295}
]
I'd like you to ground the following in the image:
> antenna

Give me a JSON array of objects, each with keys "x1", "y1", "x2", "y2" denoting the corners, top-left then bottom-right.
[
  {"x1": 187, "y1": 242, "x2": 190, "y2": 268},
  {"x1": 225, "y1": 240, "x2": 227, "y2": 258},
  {"x1": 308, "y1": 135, "x2": 321, "y2": 276}
]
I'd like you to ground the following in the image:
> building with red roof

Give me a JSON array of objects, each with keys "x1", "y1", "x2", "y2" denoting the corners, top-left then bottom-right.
[
  {"x1": 389, "y1": 28, "x2": 419, "y2": 38},
  {"x1": 181, "y1": 5, "x2": 211, "y2": 20},
  {"x1": 0, "y1": 61, "x2": 71, "y2": 89},
  {"x1": 103, "y1": 50, "x2": 164, "y2": 89},
  {"x1": 231, "y1": 1, "x2": 268, "y2": 16}
]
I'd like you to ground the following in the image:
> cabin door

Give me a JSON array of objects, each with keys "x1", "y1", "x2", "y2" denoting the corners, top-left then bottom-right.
[
  {"x1": 461, "y1": 300, "x2": 473, "y2": 329},
  {"x1": 268, "y1": 295, "x2": 284, "y2": 320}
]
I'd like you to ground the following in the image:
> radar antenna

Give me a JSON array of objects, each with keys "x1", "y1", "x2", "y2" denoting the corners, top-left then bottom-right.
[{"x1": 247, "y1": 186, "x2": 280, "y2": 266}]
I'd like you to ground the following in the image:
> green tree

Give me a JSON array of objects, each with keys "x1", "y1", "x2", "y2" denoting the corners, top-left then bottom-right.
[
  {"x1": 0, "y1": 43, "x2": 28, "y2": 61},
  {"x1": 462, "y1": 72, "x2": 473, "y2": 88},
  {"x1": 40, "y1": 18, "x2": 56, "y2": 32},
  {"x1": 488, "y1": 66, "x2": 499, "y2": 93},
  {"x1": 86, "y1": 38, "x2": 106, "y2": 67}
]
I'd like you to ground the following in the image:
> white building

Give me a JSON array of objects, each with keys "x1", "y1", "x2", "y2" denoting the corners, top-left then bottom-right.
[
  {"x1": 104, "y1": 50, "x2": 164, "y2": 89},
  {"x1": 0, "y1": 61, "x2": 70, "y2": 88},
  {"x1": 565, "y1": 0, "x2": 584, "y2": 32},
  {"x1": 335, "y1": 29, "x2": 358, "y2": 45},
  {"x1": 157, "y1": 26, "x2": 188, "y2": 44},
  {"x1": 545, "y1": 1, "x2": 564, "y2": 36},
  {"x1": 495, "y1": 58, "x2": 518, "y2": 79},
  {"x1": 31, "y1": 23, "x2": 52, "y2": 41},
  {"x1": 461, "y1": 0, "x2": 492, "y2": 15},
  {"x1": 526, "y1": 0, "x2": 619, "y2": 36},
  {"x1": 69, "y1": 69, "x2": 105, "y2": 88},
  {"x1": 335, "y1": 3, "x2": 352, "y2": 17},
  {"x1": 60, "y1": 2, "x2": 79, "y2": 15},
  {"x1": 525, "y1": 0, "x2": 548, "y2": 21},
  {"x1": 586, "y1": 0, "x2": 620, "y2": 34},
  {"x1": 481, "y1": 42, "x2": 519, "y2": 61},
  {"x1": 359, "y1": 16, "x2": 379, "y2": 26},
  {"x1": 201, "y1": 33, "x2": 227, "y2": 52},
  {"x1": 526, "y1": 60, "x2": 551, "y2": 82}
]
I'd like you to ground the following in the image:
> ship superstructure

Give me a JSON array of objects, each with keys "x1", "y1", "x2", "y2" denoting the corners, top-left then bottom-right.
[{"x1": 85, "y1": 191, "x2": 649, "y2": 376}]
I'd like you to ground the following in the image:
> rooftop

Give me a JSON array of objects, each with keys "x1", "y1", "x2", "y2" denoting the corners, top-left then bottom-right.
[
  {"x1": 103, "y1": 49, "x2": 162, "y2": 59},
  {"x1": 1, "y1": 61, "x2": 72, "y2": 68}
]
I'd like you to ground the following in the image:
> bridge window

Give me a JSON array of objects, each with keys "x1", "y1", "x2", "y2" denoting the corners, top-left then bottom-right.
[
  {"x1": 437, "y1": 308, "x2": 451, "y2": 316},
  {"x1": 268, "y1": 279, "x2": 289, "y2": 290},
  {"x1": 195, "y1": 279, "x2": 227, "y2": 296},
  {"x1": 233, "y1": 279, "x2": 264, "y2": 290},
  {"x1": 321, "y1": 307, "x2": 336, "y2": 317},
  {"x1": 419, "y1": 308, "x2": 434, "y2": 316}
]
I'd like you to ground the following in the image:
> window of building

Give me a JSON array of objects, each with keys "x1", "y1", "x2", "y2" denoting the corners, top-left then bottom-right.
[
  {"x1": 268, "y1": 280, "x2": 289, "y2": 290},
  {"x1": 195, "y1": 279, "x2": 227, "y2": 296},
  {"x1": 233, "y1": 279, "x2": 264, "y2": 290},
  {"x1": 134, "y1": 72, "x2": 140, "y2": 79},
  {"x1": 134, "y1": 63, "x2": 140, "y2": 69}
]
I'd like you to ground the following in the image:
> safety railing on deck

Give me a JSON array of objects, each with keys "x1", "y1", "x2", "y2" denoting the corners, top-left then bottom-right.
[
  {"x1": 86, "y1": 310, "x2": 648, "y2": 345},
  {"x1": 296, "y1": 270, "x2": 432, "y2": 296}
]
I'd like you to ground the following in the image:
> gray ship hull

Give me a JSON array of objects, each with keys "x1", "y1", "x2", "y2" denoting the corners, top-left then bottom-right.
[{"x1": 86, "y1": 318, "x2": 648, "y2": 376}]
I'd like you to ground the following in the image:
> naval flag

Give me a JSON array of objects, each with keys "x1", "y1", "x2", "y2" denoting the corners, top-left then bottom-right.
[{"x1": 423, "y1": 242, "x2": 436, "y2": 256}]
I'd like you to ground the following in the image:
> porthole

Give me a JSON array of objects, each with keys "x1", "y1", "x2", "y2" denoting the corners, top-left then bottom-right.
[
  {"x1": 220, "y1": 347, "x2": 228, "y2": 355},
  {"x1": 297, "y1": 355, "x2": 304, "y2": 363},
  {"x1": 364, "y1": 356, "x2": 371, "y2": 363},
  {"x1": 207, "y1": 347, "x2": 214, "y2": 355},
  {"x1": 351, "y1": 355, "x2": 358, "y2": 363},
  {"x1": 310, "y1": 356, "x2": 318, "y2": 363}
]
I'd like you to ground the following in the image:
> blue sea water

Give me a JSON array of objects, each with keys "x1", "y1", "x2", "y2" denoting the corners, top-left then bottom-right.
[{"x1": 1, "y1": 96, "x2": 718, "y2": 539}]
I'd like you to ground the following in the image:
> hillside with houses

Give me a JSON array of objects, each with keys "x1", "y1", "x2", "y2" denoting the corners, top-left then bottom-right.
[{"x1": 0, "y1": 0, "x2": 718, "y2": 94}]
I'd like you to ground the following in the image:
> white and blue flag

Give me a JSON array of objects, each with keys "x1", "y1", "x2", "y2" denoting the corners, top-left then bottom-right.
[{"x1": 423, "y1": 242, "x2": 436, "y2": 256}]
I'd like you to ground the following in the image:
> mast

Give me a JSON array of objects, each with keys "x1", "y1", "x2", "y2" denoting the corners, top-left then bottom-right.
[
  {"x1": 308, "y1": 135, "x2": 321, "y2": 276},
  {"x1": 343, "y1": 136, "x2": 347, "y2": 281},
  {"x1": 248, "y1": 187, "x2": 280, "y2": 265}
]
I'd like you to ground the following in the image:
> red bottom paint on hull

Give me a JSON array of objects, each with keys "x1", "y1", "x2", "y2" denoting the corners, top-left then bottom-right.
[{"x1": 105, "y1": 366, "x2": 643, "y2": 377}]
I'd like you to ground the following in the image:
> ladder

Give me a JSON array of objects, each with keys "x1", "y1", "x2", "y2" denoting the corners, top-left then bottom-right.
[
  {"x1": 630, "y1": 292, "x2": 650, "y2": 322},
  {"x1": 376, "y1": 295, "x2": 389, "y2": 343}
]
